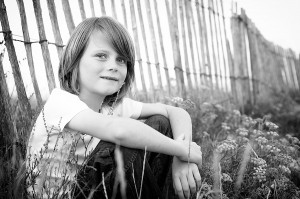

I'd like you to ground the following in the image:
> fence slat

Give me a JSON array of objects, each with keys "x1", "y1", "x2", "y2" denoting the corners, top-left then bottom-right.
[
  {"x1": 208, "y1": 0, "x2": 220, "y2": 90},
  {"x1": 216, "y1": 0, "x2": 228, "y2": 92},
  {"x1": 195, "y1": 0, "x2": 207, "y2": 86},
  {"x1": 0, "y1": 0, "x2": 32, "y2": 134},
  {"x1": 240, "y1": 9, "x2": 251, "y2": 105},
  {"x1": 89, "y1": 0, "x2": 95, "y2": 17},
  {"x1": 190, "y1": 1, "x2": 203, "y2": 88},
  {"x1": 166, "y1": 0, "x2": 186, "y2": 98},
  {"x1": 231, "y1": 15, "x2": 245, "y2": 112},
  {"x1": 184, "y1": 0, "x2": 199, "y2": 90},
  {"x1": 111, "y1": 0, "x2": 117, "y2": 19},
  {"x1": 145, "y1": 0, "x2": 163, "y2": 93},
  {"x1": 153, "y1": 0, "x2": 171, "y2": 96},
  {"x1": 78, "y1": 0, "x2": 86, "y2": 20},
  {"x1": 16, "y1": 0, "x2": 43, "y2": 109},
  {"x1": 121, "y1": 0, "x2": 128, "y2": 28},
  {"x1": 99, "y1": 0, "x2": 106, "y2": 16},
  {"x1": 179, "y1": 0, "x2": 193, "y2": 90},
  {"x1": 211, "y1": 0, "x2": 223, "y2": 90},
  {"x1": 61, "y1": 0, "x2": 75, "y2": 35},
  {"x1": 136, "y1": 0, "x2": 155, "y2": 99},
  {"x1": 46, "y1": 0, "x2": 64, "y2": 58},
  {"x1": 200, "y1": 0, "x2": 213, "y2": 90},
  {"x1": 32, "y1": 0, "x2": 56, "y2": 92},
  {"x1": 129, "y1": 0, "x2": 147, "y2": 98}
]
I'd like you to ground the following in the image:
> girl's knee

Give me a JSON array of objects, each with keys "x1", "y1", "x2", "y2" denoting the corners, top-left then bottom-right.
[{"x1": 144, "y1": 115, "x2": 172, "y2": 138}]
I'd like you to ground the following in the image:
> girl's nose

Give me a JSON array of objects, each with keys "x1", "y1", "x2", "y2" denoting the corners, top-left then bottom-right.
[{"x1": 107, "y1": 60, "x2": 118, "y2": 72}]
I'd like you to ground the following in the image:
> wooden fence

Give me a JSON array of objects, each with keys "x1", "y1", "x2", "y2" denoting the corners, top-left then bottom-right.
[{"x1": 0, "y1": 0, "x2": 300, "y2": 140}]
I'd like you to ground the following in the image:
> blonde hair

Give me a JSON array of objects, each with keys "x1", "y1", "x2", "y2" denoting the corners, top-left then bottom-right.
[{"x1": 58, "y1": 17, "x2": 135, "y2": 105}]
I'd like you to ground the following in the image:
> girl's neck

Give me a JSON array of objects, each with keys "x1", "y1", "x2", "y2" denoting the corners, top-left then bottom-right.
[{"x1": 78, "y1": 91, "x2": 105, "y2": 112}]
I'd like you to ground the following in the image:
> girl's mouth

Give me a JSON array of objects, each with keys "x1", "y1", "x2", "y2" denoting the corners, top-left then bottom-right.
[{"x1": 100, "y1": 76, "x2": 118, "y2": 81}]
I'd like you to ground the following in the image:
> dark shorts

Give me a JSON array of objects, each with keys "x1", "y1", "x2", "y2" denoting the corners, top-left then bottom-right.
[{"x1": 73, "y1": 115, "x2": 178, "y2": 199}]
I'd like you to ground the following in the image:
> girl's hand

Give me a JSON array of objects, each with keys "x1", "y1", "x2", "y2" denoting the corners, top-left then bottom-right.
[
  {"x1": 176, "y1": 134, "x2": 202, "y2": 168},
  {"x1": 172, "y1": 157, "x2": 201, "y2": 199}
]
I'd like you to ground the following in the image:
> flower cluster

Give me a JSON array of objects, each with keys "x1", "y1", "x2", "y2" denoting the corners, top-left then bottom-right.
[
  {"x1": 251, "y1": 158, "x2": 267, "y2": 182},
  {"x1": 261, "y1": 144, "x2": 281, "y2": 154},
  {"x1": 242, "y1": 116, "x2": 256, "y2": 127},
  {"x1": 279, "y1": 165, "x2": 291, "y2": 175},
  {"x1": 221, "y1": 122, "x2": 230, "y2": 131},
  {"x1": 216, "y1": 139, "x2": 237, "y2": 153},
  {"x1": 266, "y1": 131, "x2": 279, "y2": 137},
  {"x1": 255, "y1": 136, "x2": 268, "y2": 145},
  {"x1": 252, "y1": 130, "x2": 264, "y2": 137},
  {"x1": 236, "y1": 127, "x2": 248, "y2": 136},
  {"x1": 265, "y1": 121, "x2": 279, "y2": 130}
]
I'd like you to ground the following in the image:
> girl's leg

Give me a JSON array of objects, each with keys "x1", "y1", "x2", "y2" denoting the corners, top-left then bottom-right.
[{"x1": 74, "y1": 115, "x2": 174, "y2": 199}]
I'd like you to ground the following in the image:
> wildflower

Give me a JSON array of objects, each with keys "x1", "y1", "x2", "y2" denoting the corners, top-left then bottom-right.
[
  {"x1": 215, "y1": 104, "x2": 224, "y2": 111},
  {"x1": 251, "y1": 157, "x2": 267, "y2": 167},
  {"x1": 221, "y1": 122, "x2": 230, "y2": 131},
  {"x1": 236, "y1": 128, "x2": 248, "y2": 136},
  {"x1": 266, "y1": 131, "x2": 279, "y2": 137},
  {"x1": 221, "y1": 173, "x2": 233, "y2": 182},
  {"x1": 255, "y1": 136, "x2": 268, "y2": 145},
  {"x1": 263, "y1": 145, "x2": 281, "y2": 154},
  {"x1": 171, "y1": 97, "x2": 183, "y2": 103},
  {"x1": 265, "y1": 121, "x2": 279, "y2": 130},
  {"x1": 216, "y1": 139, "x2": 237, "y2": 153},
  {"x1": 279, "y1": 165, "x2": 291, "y2": 174},
  {"x1": 253, "y1": 166, "x2": 267, "y2": 182},
  {"x1": 232, "y1": 109, "x2": 241, "y2": 116},
  {"x1": 252, "y1": 130, "x2": 263, "y2": 137}
]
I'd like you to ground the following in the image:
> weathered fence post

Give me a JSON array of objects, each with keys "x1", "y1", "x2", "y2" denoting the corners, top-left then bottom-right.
[
  {"x1": 78, "y1": 0, "x2": 86, "y2": 20},
  {"x1": 32, "y1": 0, "x2": 56, "y2": 92},
  {"x1": 16, "y1": 0, "x2": 43, "y2": 109},
  {"x1": 46, "y1": 0, "x2": 64, "y2": 59},
  {"x1": 136, "y1": 0, "x2": 155, "y2": 100},
  {"x1": 184, "y1": 0, "x2": 200, "y2": 90},
  {"x1": 166, "y1": 0, "x2": 186, "y2": 98},
  {"x1": 145, "y1": 0, "x2": 164, "y2": 95},
  {"x1": 0, "y1": 0, "x2": 32, "y2": 132},
  {"x1": 61, "y1": 0, "x2": 75, "y2": 35},
  {"x1": 129, "y1": 0, "x2": 148, "y2": 99},
  {"x1": 179, "y1": 0, "x2": 193, "y2": 91},
  {"x1": 153, "y1": 0, "x2": 171, "y2": 96},
  {"x1": 231, "y1": 14, "x2": 245, "y2": 112}
]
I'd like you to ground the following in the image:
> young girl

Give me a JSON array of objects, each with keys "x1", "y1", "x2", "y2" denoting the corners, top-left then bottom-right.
[{"x1": 26, "y1": 17, "x2": 202, "y2": 199}]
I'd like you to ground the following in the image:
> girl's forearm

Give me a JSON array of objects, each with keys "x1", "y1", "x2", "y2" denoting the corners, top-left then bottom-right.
[
  {"x1": 113, "y1": 117, "x2": 187, "y2": 157},
  {"x1": 166, "y1": 105, "x2": 193, "y2": 140}
]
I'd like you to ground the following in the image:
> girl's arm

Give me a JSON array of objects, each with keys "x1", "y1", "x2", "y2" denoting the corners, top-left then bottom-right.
[
  {"x1": 139, "y1": 103, "x2": 193, "y2": 142},
  {"x1": 140, "y1": 103, "x2": 202, "y2": 199},
  {"x1": 66, "y1": 109, "x2": 201, "y2": 164}
]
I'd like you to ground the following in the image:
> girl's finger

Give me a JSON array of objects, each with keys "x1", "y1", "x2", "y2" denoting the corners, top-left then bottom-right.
[
  {"x1": 174, "y1": 177, "x2": 185, "y2": 199},
  {"x1": 192, "y1": 165, "x2": 202, "y2": 190},
  {"x1": 188, "y1": 169, "x2": 197, "y2": 194},
  {"x1": 180, "y1": 175, "x2": 190, "y2": 199}
]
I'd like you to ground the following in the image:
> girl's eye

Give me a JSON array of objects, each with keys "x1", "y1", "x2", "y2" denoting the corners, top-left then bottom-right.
[
  {"x1": 117, "y1": 57, "x2": 127, "y2": 65},
  {"x1": 97, "y1": 54, "x2": 107, "y2": 59}
]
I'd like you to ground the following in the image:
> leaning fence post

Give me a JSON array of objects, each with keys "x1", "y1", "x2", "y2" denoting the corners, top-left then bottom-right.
[
  {"x1": 166, "y1": 0, "x2": 186, "y2": 98},
  {"x1": 32, "y1": 0, "x2": 56, "y2": 92},
  {"x1": 0, "y1": 0, "x2": 33, "y2": 137},
  {"x1": 16, "y1": 0, "x2": 43, "y2": 109}
]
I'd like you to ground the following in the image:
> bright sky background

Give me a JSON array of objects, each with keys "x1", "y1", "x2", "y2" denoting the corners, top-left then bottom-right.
[{"x1": 234, "y1": 0, "x2": 300, "y2": 54}]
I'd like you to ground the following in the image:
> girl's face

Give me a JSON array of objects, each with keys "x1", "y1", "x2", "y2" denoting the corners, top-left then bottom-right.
[{"x1": 78, "y1": 30, "x2": 127, "y2": 99}]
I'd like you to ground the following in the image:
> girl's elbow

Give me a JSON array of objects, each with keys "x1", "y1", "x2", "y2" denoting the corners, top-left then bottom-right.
[{"x1": 111, "y1": 125, "x2": 127, "y2": 144}]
